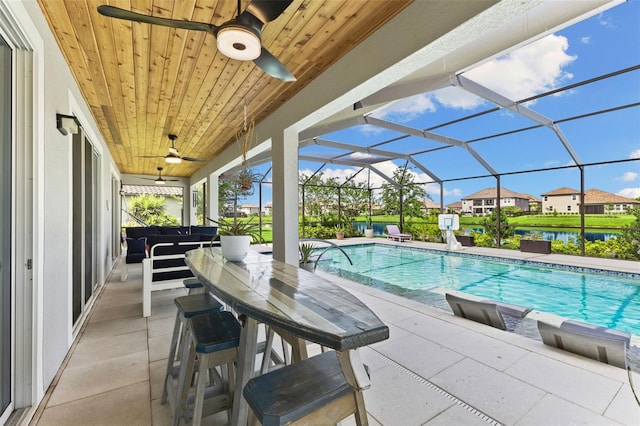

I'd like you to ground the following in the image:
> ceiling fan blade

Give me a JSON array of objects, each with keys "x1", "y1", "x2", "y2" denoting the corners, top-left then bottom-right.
[
  {"x1": 182, "y1": 156, "x2": 207, "y2": 162},
  {"x1": 245, "y1": 0, "x2": 293, "y2": 24},
  {"x1": 97, "y1": 5, "x2": 217, "y2": 33},
  {"x1": 137, "y1": 155, "x2": 165, "y2": 159},
  {"x1": 254, "y1": 47, "x2": 296, "y2": 82}
]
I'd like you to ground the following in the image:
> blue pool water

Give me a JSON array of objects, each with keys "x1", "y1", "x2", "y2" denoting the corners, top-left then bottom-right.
[{"x1": 316, "y1": 244, "x2": 640, "y2": 336}]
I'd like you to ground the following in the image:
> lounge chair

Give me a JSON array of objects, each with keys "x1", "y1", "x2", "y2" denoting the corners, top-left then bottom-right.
[
  {"x1": 386, "y1": 225, "x2": 412, "y2": 242},
  {"x1": 445, "y1": 292, "x2": 531, "y2": 331},
  {"x1": 537, "y1": 319, "x2": 630, "y2": 368}
]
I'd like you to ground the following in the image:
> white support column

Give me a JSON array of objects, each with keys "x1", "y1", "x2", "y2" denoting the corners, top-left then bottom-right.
[
  {"x1": 271, "y1": 129, "x2": 299, "y2": 266},
  {"x1": 207, "y1": 173, "x2": 219, "y2": 222}
]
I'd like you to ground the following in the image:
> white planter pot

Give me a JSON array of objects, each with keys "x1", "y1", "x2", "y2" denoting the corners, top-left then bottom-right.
[
  {"x1": 364, "y1": 228, "x2": 374, "y2": 238},
  {"x1": 220, "y1": 235, "x2": 252, "y2": 261}
]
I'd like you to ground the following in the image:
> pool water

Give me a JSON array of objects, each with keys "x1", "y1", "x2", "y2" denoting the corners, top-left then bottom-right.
[{"x1": 316, "y1": 244, "x2": 640, "y2": 336}]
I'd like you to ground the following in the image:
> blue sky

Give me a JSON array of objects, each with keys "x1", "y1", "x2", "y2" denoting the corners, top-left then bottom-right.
[{"x1": 249, "y1": 1, "x2": 639, "y2": 208}]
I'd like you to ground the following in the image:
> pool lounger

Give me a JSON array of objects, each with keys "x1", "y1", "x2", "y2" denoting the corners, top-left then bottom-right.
[
  {"x1": 386, "y1": 225, "x2": 412, "y2": 242},
  {"x1": 445, "y1": 292, "x2": 531, "y2": 331},
  {"x1": 537, "y1": 319, "x2": 630, "y2": 369}
]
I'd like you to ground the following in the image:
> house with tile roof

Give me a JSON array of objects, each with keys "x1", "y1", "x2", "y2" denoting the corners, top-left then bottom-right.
[
  {"x1": 461, "y1": 188, "x2": 531, "y2": 215},
  {"x1": 540, "y1": 187, "x2": 640, "y2": 214}
]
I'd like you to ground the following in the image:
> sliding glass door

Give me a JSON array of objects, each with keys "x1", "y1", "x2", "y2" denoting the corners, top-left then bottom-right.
[
  {"x1": 0, "y1": 35, "x2": 12, "y2": 419},
  {"x1": 72, "y1": 134, "x2": 99, "y2": 325}
]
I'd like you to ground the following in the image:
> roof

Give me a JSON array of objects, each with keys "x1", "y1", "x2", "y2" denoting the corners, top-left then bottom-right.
[
  {"x1": 422, "y1": 200, "x2": 441, "y2": 209},
  {"x1": 446, "y1": 201, "x2": 462, "y2": 208},
  {"x1": 462, "y1": 188, "x2": 527, "y2": 200},
  {"x1": 122, "y1": 185, "x2": 183, "y2": 197},
  {"x1": 540, "y1": 187, "x2": 579, "y2": 196},
  {"x1": 584, "y1": 189, "x2": 640, "y2": 205},
  {"x1": 519, "y1": 193, "x2": 542, "y2": 202}
]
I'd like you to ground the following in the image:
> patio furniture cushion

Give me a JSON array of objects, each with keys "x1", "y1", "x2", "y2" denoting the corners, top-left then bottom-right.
[
  {"x1": 125, "y1": 237, "x2": 147, "y2": 264},
  {"x1": 190, "y1": 225, "x2": 218, "y2": 241},
  {"x1": 537, "y1": 319, "x2": 630, "y2": 368},
  {"x1": 125, "y1": 226, "x2": 159, "y2": 239}
]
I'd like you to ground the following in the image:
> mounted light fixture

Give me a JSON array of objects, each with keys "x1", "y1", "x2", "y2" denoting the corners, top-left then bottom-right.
[
  {"x1": 216, "y1": 23, "x2": 261, "y2": 61},
  {"x1": 56, "y1": 113, "x2": 80, "y2": 135},
  {"x1": 155, "y1": 167, "x2": 167, "y2": 185},
  {"x1": 165, "y1": 152, "x2": 182, "y2": 164}
]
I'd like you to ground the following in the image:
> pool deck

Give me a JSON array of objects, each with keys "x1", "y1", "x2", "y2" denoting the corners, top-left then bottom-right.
[{"x1": 30, "y1": 239, "x2": 640, "y2": 425}]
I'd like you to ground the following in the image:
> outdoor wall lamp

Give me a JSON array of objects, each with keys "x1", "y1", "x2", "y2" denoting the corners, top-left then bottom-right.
[{"x1": 56, "y1": 113, "x2": 81, "y2": 135}]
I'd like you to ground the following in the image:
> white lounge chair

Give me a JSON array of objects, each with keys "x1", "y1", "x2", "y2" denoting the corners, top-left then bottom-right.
[{"x1": 386, "y1": 225, "x2": 412, "y2": 242}]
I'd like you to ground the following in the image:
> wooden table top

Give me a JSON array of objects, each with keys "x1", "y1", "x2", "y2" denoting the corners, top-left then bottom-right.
[{"x1": 185, "y1": 248, "x2": 389, "y2": 351}]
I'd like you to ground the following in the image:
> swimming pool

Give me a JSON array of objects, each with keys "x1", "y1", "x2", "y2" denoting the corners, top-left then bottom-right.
[{"x1": 316, "y1": 244, "x2": 640, "y2": 336}]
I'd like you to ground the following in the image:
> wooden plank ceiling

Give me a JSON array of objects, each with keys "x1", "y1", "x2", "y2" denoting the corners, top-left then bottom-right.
[{"x1": 38, "y1": 0, "x2": 412, "y2": 177}]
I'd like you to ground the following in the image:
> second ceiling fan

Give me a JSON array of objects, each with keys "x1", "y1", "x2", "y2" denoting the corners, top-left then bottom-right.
[
  {"x1": 139, "y1": 134, "x2": 206, "y2": 164},
  {"x1": 97, "y1": 0, "x2": 296, "y2": 81}
]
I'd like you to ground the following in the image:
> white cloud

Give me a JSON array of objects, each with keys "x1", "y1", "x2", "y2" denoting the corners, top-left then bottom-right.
[
  {"x1": 580, "y1": 36, "x2": 591, "y2": 44},
  {"x1": 618, "y1": 172, "x2": 638, "y2": 182},
  {"x1": 630, "y1": 149, "x2": 640, "y2": 159},
  {"x1": 373, "y1": 93, "x2": 437, "y2": 122},
  {"x1": 433, "y1": 87, "x2": 484, "y2": 110},
  {"x1": 464, "y1": 34, "x2": 577, "y2": 101},
  {"x1": 617, "y1": 188, "x2": 640, "y2": 199},
  {"x1": 544, "y1": 160, "x2": 561, "y2": 167}
]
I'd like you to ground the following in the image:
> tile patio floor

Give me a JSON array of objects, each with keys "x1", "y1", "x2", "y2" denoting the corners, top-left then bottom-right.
[{"x1": 29, "y1": 239, "x2": 640, "y2": 425}]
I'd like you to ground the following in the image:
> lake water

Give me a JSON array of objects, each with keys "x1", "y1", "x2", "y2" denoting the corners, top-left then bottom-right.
[{"x1": 352, "y1": 222, "x2": 618, "y2": 243}]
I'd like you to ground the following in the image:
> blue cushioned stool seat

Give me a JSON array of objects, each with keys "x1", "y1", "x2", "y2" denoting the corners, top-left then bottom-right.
[
  {"x1": 162, "y1": 293, "x2": 224, "y2": 411},
  {"x1": 183, "y1": 277, "x2": 204, "y2": 294},
  {"x1": 174, "y1": 311, "x2": 241, "y2": 425}
]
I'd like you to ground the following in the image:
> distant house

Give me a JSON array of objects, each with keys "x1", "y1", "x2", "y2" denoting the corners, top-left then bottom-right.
[
  {"x1": 520, "y1": 193, "x2": 543, "y2": 212},
  {"x1": 263, "y1": 202, "x2": 272, "y2": 216},
  {"x1": 446, "y1": 201, "x2": 462, "y2": 213},
  {"x1": 238, "y1": 203, "x2": 260, "y2": 216},
  {"x1": 420, "y1": 199, "x2": 441, "y2": 214},
  {"x1": 541, "y1": 187, "x2": 639, "y2": 214},
  {"x1": 461, "y1": 188, "x2": 531, "y2": 215}
]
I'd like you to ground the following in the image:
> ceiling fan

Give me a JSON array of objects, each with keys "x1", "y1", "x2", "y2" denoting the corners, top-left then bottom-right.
[
  {"x1": 147, "y1": 167, "x2": 179, "y2": 185},
  {"x1": 97, "y1": 0, "x2": 296, "y2": 81},
  {"x1": 138, "y1": 134, "x2": 206, "y2": 163}
]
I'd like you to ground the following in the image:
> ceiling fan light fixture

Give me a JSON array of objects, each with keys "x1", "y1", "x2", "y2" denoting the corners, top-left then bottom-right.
[
  {"x1": 217, "y1": 24, "x2": 261, "y2": 61},
  {"x1": 165, "y1": 153, "x2": 182, "y2": 164},
  {"x1": 155, "y1": 177, "x2": 166, "y2": 185}
]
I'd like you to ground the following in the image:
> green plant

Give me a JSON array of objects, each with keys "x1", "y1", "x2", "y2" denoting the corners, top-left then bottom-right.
[
  {"x1": 207, "y1": 216, "x2": 261, "y2": 241},
  {"x1": 298, "y1": 242, "x2": 315, "y2": 264}
]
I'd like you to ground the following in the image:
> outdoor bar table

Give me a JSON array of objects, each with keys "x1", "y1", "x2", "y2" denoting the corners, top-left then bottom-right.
[{"x1": 185, "y1": 247, "x2": 389, "y2": 425}]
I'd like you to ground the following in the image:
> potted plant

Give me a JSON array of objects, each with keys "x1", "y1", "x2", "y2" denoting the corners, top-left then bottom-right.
[
  {"x1": 519, "y1": 232, "x2": 551, "y2": 254},
  {"x1": 298, "y1": 242, "x2": 316, "y2": 272},
  {"x1": 237, "y1": 168, "x2": 259, "y2": 191},
  {"x1": 207, "y1": 216, "x2": 260, "y2": 261},
  {"x1": 364, "y1": 218, "x2": 374, "y2": 238},
  {"x1": 334, "y1": 224, "x2": 345, "y2": 240}
]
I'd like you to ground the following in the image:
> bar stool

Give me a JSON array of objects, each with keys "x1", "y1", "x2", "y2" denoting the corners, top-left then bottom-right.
[
  {"x1": 161, "y1": 293, "x2": 224, "y2": 408},
  {"x1": 183, "y1": 277, "x2": 205, "y2": 294},
  {"x1": 243, "y1": 351, "x2": 368, "y2": 426},
  {"x1": 174, "y1": 310, "x2": 241, "y2": 426}
]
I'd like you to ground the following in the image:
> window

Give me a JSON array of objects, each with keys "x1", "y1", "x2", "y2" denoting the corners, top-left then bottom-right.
[
  {"x1": 572, "y1": 194, "x2": 577, "y2": 200},
  {"x1": 567, "y1": 205, "x2": 572, "y2": 212},
  {"x1": 485, "y1": 199, "x2": 494, "y2": 206},
  {"x1": 543, "y1": 196, "x2": 548, "y2": 201}
]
